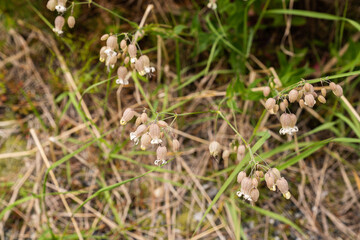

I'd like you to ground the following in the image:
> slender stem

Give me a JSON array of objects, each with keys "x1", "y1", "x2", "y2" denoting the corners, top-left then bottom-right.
[
  {"x1": 132, "y1": 71, "x2": 155, "y2": 113},
  {"x1": 103, "y1": 70, "x2": 112, "y2": 114}
]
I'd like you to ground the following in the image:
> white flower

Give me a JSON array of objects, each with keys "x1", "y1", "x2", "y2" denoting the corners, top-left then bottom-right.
[
  {"x1": 55, "y1": 4, "x2": 66, "y2": 13},
  {"x1": 279, "y1": 113, "x2": 298, "y2": 136},
  {"x1": 151, "y1": 138, "x2": 162, "y2": 144},
  {"x1": 116, "y1": 78, "x2": 129, "y2": 85},
  {"x1": 207, "y1": 0, "x2": 217, "y2": 10}
]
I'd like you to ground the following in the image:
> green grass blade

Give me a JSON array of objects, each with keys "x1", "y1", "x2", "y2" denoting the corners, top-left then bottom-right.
[{"x1": 267, "y1": 9, "x2": 360, "y2": 31}]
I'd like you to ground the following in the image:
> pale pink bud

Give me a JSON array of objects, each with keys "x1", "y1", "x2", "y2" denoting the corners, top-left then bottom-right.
[
  {"x1": 157, "y1": 120, "x2": 168, "y2": 128},
  {"x1": 265, "y1": 172, "x2": 275, "y2": 191},
  {"x1": 250, "y1": 188, "x2": 259, "y2": 202},
  {"x1": 276, "y1": 177, "x2": 291, "y2": 199},
  {"x1": 108, "y1": 55, "x2": 117, "y2": 68},
  {"x1": 265, "y1": 98, "x2": 276, "y2": 111},
  {"x1": 106, "y1": 35, "x2": 118, "y2": 50},
  {"x1": 67, "y1": 16, "x2": 75, "y2": 28},
  {"x1": 304, "y1": 94, "x2": 315, "y2": 107},
  {"x1": 100, "y1": 34, "x2": 109, "y2": 41},
  {"x1": 318, "y1": 95, "x2": 326, "y2": 104},
  {"x1": 139, "y1": 55, "x2": 151, "y2": 73},
  {"x1": 299, "y1": 99, "x2": 305, "y2": 108},
  {"x1": 140, "y1": 113, "x2": 148, "y2": 123},
  {"x1": 135, "y1": 58, "x2": 145, "y2": 76},
  {"x1": 155, "y1": 146, "x2": 167, "y2": 165},
  {"x1": 120, "y1": 108, "x2": 135, "y2": 125},
  {"x1": 280, "y1": 101, "x2": 286, "y2": 112},
  {"x1": 172, "y1": 139, "x2": 180, "y2": 152},
  {"x1": 53, "y1": 16, "x2": 65, "y2": 35},
  {"x1": 140, "y1": 134, "x2": 152, "y2": 150},
  {"x1": 237, "y1": 171, "x2": 246, "y2": 183},
  {"x1": 263, "y1": 86, "x2": 271, "y2": 97},
  {"x1": 240, "y1": 177, "x2": 253, "y2": 195},
  {"x1": 99, "y1": 46, "x2": 107, "y2": 62},
  {"x1": 333, "y1": 85, "x2": 343, "y2": 97},
  {"x1": 304, "y1": 83, "x2": 312, "y2": 92},
  {"x1": 288, "y1": 89, "x2": 298, "y2": 103},
  {"x1": 120, "y1": 40, "x2": 127, "y2": 50},
  {"x1": 128, "y1": 44, "x2": 137, "y2": 63},
  {"x1": 321, "y1": 88, "x2": 327, "y2": 97},
  {"x1": 222, "y1": 150, "x2": 230, "y2": 161},
  {"x1": 149, "y1": 124, "x2": 162, "y2": 144},
  {"x1": 46, "y1": 0, "x2": 57, "y2": 11},
  {"x1": 209, "y1": 141, "x2": 221, "y2": 157},
  {"x1": 329, "y1": 82, "x2": 336, "y2": 91},
  {"x1": 252, "y1": 178, "x2": 258, "y2": 188}
]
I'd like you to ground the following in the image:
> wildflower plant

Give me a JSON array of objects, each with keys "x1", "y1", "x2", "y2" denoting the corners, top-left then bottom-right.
[
  {"x1": 120, "y1": 108, "x2": 180, "y2": 166},
  {"x1": 263, "y1": 80, "x2": 343, "y2": 136},
  {"x1": 3, "y1": 0, "x2": 360, "y2": 239}
]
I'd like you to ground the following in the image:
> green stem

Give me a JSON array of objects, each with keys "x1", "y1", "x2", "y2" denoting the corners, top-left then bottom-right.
[{"x1": 132, "y1": 71, "x2": 155, "y2": 114}]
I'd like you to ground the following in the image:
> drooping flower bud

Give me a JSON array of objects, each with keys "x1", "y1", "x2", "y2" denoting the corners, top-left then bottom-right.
[
  {"x1": 237, "y1": 171, "x2": 246, "y2": 184},
  {"x1": 304, "y1": 83, "x2": 312, "y2": 92},
  {"x1": 135, "y1": 117, "x2": 143, "y2": 128},
  {"x1": 128, "y1": 44, "x2": 137, "y2": 63},
  {"x1": 53, "y1": 16, "x2": 65, "y2": 35},
  {"x1": 120, "y1": 40, "x2": 127, "y2": 51},
  {"x1": 321, "y1": 88, "x2": 327, "y2": 97},
  {"x1": 318, "y1": 95, "x2": 326, "y2": 104},
  {"x1": 280, "y1": 101, "x2": 287, "y2": 112},
  {"x1": 265, "y1": 98, "x2": 276, "y2": 111},
  {"x1": 263, "y1": 86, "x2": 271, "y2": 97},
  {"x1": 135, "y1": 58, "x2": 146, "y2": 76},
  {"x1": 139, "y1": 55, "x2": 151, "y2": 73},
  {"x1": 222, "y1": 150, "x2": 230, "y2": 161},
  {"x1": 254, "y1": 170, "x2": 264, "y2": 181},
  {"x1": 140, "y1": 133, "x2": 152, "y2": 150},
  {"x1": 265, "y1": 172, "x2": 275, "y2": 191},
  {"x1": 100, "y1": 34, "x2": 109, "y2": 41},
  {"x1": 140, "y1": 112, "x2": 148, "y2": 123},
  {"x1": 157, "y1": 120, "x2": 168, "y2": 128},
  {"x1": 329, "y1": 82, "x2": 337, "y2": 91},
  {"x1": 172, "y1": 139, "x2": 180, "y2": 152},
  {"x1": 116, "y1": 66, "x2": 128, "y2": 85},
  {"x1": 46, "y1": 0, "x2": 57, "y2": 11},
  {"x1": 99, "y1": 46, "x2": 107, "y2": 62},
  {"x1": 252, "y1": 178, "x2": 258, "y2": 188},
  {"x1": 288, "y1": 89, "x2": 298, "y2": 103},
  {"x1": 124, "y1": 56, "x2": 130, "y2": 65},
  {"x1": 67, "y1": 16, "x2": 75, "y2": 28},
  {"x1": 209, "y1": 141, "x2": 221, "y2": 158},
  {"x1": 106, "y1": 35, "x2": 118, "y2": 50},
  {"x1": 149, "y1": 124, "x2": 162, "y2": 144},
  {"x1": 333, "y1": 85, "x2": 343, "y2": 97},
  {"x1": 276, "y1": 177, "x2": 291, "y2": 199},
  {"x1": 120, "y1": 108, "x2": 135, "y2": 125},
  {"x1": 304, "y1": 94, "x2": 315, "y2": 107},
  {"x1": 240, "y1": 177, "x2": 253, "y2": 196},
  {"x1": 237, "y1": 145, "x2": 246, "y2": 162},
  {"x1": 108, "y1": 55, "x2": 117, "y2": 68},
  {"x1": 250, "y1": 188, "x2": 259, "y2": 202},
  {"x1": 155, "y1": 146, "x2": 167, "y2": 165},
  {"x1": 299, "y1": 99, "x2": 305, "y2": 108}
]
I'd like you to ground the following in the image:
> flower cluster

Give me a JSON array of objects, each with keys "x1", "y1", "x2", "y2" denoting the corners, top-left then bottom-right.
[
  {"x1": 263, "y1": 81, "x2": 343, "y2": 135},
  {"x1": 99, "y1": 34, "x2": 156, "y2": 84},
  {"x1": 237, "y1": 167, "x2": 291, "y2": 203},
  {"x1": 120, "y1": 108, "x2": 180, "y2": 166},
  {"x1": 46, "y1": 0, "x2": 76, "y2": 35}
]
